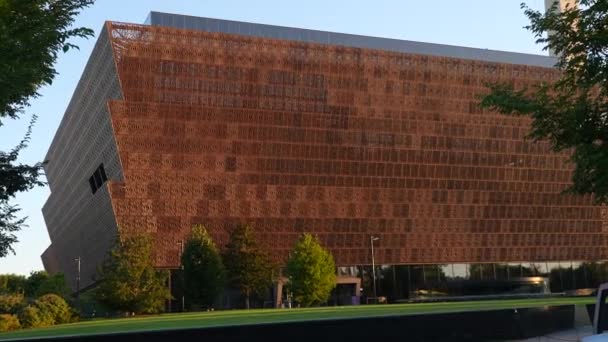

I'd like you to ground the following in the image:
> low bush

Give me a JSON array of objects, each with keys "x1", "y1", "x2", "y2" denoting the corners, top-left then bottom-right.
[
  {"x1": 0, "y1": 293, "x2": 24, "y2": 314},
  {"x1": 18, "y1": 305, "x2": 49, "y2": 328},
  {"x1": 35, "y1": 294, "x2": 73, "y2": 324},
  {"x1": 0, "y1": 314, "x2": 21, "y2": 332}
]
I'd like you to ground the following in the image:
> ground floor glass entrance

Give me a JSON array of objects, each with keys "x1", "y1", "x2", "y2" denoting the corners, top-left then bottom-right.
[{"x1": 338, "y1": 261, "x2": 608, "y2": 303}]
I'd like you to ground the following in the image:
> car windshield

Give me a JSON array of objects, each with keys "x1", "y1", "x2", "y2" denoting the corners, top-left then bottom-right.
[{"x1": 0, "y1": 1, "x2": 605, "y2": 341}]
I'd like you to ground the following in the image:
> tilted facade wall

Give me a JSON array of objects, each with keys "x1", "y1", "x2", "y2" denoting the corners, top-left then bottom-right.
[
  {"x1": 42, "y1": 27, "x2": 124, "y2": 290},
  {"x1": 102, "y1": 22, "x2": 608, "y2": 271}
]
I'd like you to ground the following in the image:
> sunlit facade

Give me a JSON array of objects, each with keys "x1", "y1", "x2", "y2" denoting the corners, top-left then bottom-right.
[{"x1": 42, "y1": 12, "x2": 608, "y2": 299}]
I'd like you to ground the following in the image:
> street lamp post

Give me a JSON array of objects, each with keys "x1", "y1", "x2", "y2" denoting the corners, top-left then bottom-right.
[
  {"x1": 370, "y1": 236, "x2": 380, "y2": 302},
  {"x1": 74, "y1": 257, "x2": 81, "y2": 311},
  {"x1": 178, "y1": 240, "x2": 185, "y2": 312}
]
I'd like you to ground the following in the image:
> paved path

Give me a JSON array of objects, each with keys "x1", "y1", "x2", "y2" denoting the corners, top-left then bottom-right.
[{"x1": 513, "y1": 325, "x2": 594, "y2": 341}]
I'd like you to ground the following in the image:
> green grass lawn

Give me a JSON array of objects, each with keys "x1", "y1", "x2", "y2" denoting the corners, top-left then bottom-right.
[{"x1": 0, "y1": 297, "x2": 595, "y2": 341}]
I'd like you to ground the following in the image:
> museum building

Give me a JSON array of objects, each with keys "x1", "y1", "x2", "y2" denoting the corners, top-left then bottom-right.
[{"x1": 41, "y1": 12, "x2": 608, "y2": 303}]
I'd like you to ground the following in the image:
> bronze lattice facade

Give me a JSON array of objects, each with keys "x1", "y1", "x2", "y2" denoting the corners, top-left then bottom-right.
[{"x1": 43, "y1": 13, "x2": 608, "y2": 293}]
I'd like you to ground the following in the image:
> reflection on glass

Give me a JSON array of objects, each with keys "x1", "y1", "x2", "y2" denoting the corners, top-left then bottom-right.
[
  {"x1": 440, "y1": 264, "x2": 454, "y2": 280},
  {"x1": 597, "y1": 262, "x2": 608, "y2": 287},
  {"x1": 410, "y1": 265, "x2": 425, "y2": 298},
  {"x1": 507, "y1": 263, "x2": 522, "y2": 278},
  {"x1": 572, "y1": 262, "x2": 592, "y2": 290},
  {"x1": 339, "y1": 260, "x2": 602, "y2": 302},
  {"x1": 597, "y1": 262, "x2": 608, "y2": 288},
  {"x1": 521, "y1": 263, "x2": 534, "y2": 277},
  {"x1": 393, "y1": 265, "x2": 410, "y2": 300},
  {"x1": 530, "y1": 263, "x2": 549, "y2": 277},
  {"x1": 582, "y1": 262, "x2": 603, "y2": 289},
  {"x1": 452, "y1": 264, "x2": 468, "y2": 279},
  {"x1": 559, "y1": 262, "x2": 573, "y2": 291},
  {"x1": 470, "y1": 264, "x2": 494, "y2": 280},
  {"x1": 469, "y1": 264, "x2": 483, "y2": 280},
  {"x1": 337, "y1": 266, "x2": 357, "y2": 277},
  {"x1": 424, "y1": 265, "x2": 443, "y2": 283},
  {"x1": 547, "y1": 262, "x2": 563, "y2": 292},
  {"x1": 377, "y1": 265, "x2": 394, "y2": 298},
  {"x1": 495, "y1": 263, "x2": 509, "y2": 280},
  {"x1": 358, "y1": 265, "x2": 372, "y2": 297}
]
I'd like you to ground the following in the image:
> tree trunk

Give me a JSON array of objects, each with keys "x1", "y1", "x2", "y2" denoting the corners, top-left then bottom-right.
[{"x1": 245, "y1": 289, "x2": 250, "y2": 309}]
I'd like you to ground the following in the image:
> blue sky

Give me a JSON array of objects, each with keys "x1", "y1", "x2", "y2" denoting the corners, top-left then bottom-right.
[{"x1": 0, "y1": 0, "x2": 548, "y2": 275}]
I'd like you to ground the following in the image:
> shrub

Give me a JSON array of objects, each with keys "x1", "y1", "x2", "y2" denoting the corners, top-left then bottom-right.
[
  {"x1": 35, "y1": 294, "x2": 73, "y2": 324},
  {"x1": 0, "y1": 314, "x2": 21, "y2": 332},
  {"x1": 0, "y1": 293, "x2": 24, "y2": 314},
  {"x1": 18, "y1": 306, "x2": 47, "y2": 328}
]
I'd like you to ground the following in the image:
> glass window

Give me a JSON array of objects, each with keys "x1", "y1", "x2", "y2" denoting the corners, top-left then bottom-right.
[
  {"x1": 560, "y1": 261, "x2": 574, "y2": 291},
  {"x1": 507, "y1": 263, "x2": 522, "y2": 278},
  {"x1": 469, "y1": 264, "x2": 483, "y2": 280},
  {"x1": 376, "y1": 265, "x2": 394, "y2": 299},
  {"x1": 530, "y1": 262, "x2": 549, "y2": 277},
  {"x1": 409, "y1": 265, "x2": 425, "y2": 298},
  {"x1": 93, "y1": 170, "x2": 102, "y2": 189},
  {"x1": 337, "y1": 266, "x2": 357, "y2": 277},
  {"x1": 99, "y1": 163, "x2": 108, "y2": 182},
  {"x1": 572, "y1": 262, "x2": 587, "y2": 290},
  {"x1": 547, "y1": 262, "x2": 563, "y2": 292},
  {"x1": 356, "y1": 265, "x2": 371, "y2": 297},
  {"x1": 393, "y1": 265, "x2": 410, "y2": 300},
  {"x1": 482, "y1": 264, "x2": 496, "y2": 280},
  {"x1": 88, "y1": 176, "x2": 96, "y2": 194},
  {"x1": 494, "y1": 263, "x2": 509, "y2": 280},
  {"x1": 521, "y1": 263, "x2": 535, "y2": 277},
  {"x1": 452, "y1": 264, "x2": 469, "y2": 279},
  {"x1": 599, "y1": 261, "x2": 608, "y2": 286},
  {"x1": 440, "y1": 264, "x2": 454, "y2": 280},
  {"x1": 424, "y1": 265, "x2": 441, "y2": 284}
]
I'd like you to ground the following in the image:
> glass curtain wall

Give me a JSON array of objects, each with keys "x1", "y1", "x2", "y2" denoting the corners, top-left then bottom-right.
[{"x1": 340, "y1": 261, "x2": 608, "y2": 303}]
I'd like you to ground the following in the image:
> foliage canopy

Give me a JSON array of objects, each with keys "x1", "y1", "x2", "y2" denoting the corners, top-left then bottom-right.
[
  {"x1": 223, "y1": 224, "x2": 275, "y2": 309},
  {"x1": 181, "y1": 225, "x2": 226, "y2": 309},
  {"x1": 285, "y1": 234, "x2": 336, "y2": 307},
  {"x1": 481, "y1": 0, "x2": 608, "y2": 202},
  {"x1": 0, "y1": 0, "x2": 94, "y2": 257},
  {"x1": 95, "y1": 235, "x2": 171, "y2": 314}
]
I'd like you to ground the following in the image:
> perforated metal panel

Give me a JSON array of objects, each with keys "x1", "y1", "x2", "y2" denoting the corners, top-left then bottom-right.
[
  {"x1": 105, "y1": 21, "x2": 607, "y2": 269},
  {"x1": 42, "y1": 27, "x2": 123, "y2": 290}
]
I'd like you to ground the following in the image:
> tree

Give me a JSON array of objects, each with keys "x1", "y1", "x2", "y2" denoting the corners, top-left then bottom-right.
[
  {"x1": 0, "y1": 0, "x2": 95, "y2": 257},
  {"x1": 181, "y1": 225, "x2": 226, "y2": 309},
  {"x1": 0, "y1": 274, "x2": 26, "y2": 294},
  {"x1": 285, "y1": 234, "x2": 336, "y2": 307},
  {"x1": 481, "y1": 0, "x2": 608, "y2": 203},
  {"x1": 25, "y1": 271, "x2": 68, "y2": 298},
  {"x1": 95, "y1": 235, "x2": 171, "y2": 314},
  {"x1": 223, "y1": 224, "x2": 274, "y2": 309}
]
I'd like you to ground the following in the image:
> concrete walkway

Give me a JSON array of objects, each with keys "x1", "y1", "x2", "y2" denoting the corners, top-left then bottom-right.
[{"x1": 513, "y1": 325, "x2": 593, "y2": 341}]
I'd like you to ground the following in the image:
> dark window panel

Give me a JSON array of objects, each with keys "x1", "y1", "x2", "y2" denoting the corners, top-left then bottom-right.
[{"x1": 88, "y1": 176, "x2": 97, "y2": 194}]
